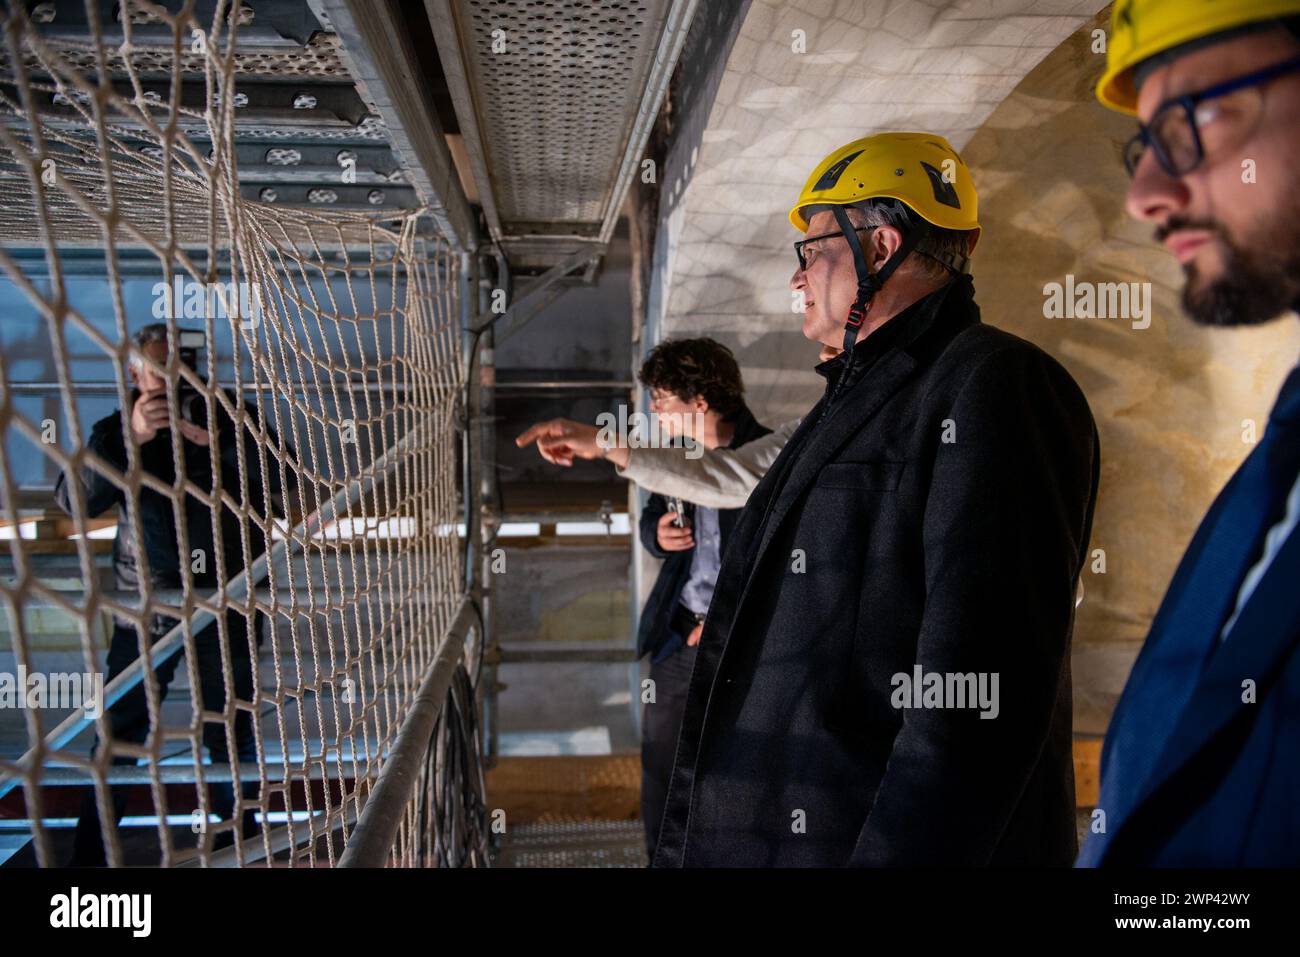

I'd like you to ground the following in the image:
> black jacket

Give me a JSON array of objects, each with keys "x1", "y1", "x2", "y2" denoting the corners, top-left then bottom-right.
[
  {"x1": 55, "y1": 390, "x2": 295, "y2": 630},
  {"x1": 637, "y1": 405, "x2": 772, "y2": 663},
  {"x1": 652, "y1": 275, "x2": 1100, "y2": 867}
]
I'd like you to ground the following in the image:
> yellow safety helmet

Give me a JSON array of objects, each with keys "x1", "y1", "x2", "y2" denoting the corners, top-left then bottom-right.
[
  {"x1": 790, "y1": 132, "x2": 981, "y2": 380},
  {"x1": 1096, "y1": 0, "x2": 1300, "y2": 115},
  {"x1": 789, "y1": 131, "x2": 980, "y2": 250}
]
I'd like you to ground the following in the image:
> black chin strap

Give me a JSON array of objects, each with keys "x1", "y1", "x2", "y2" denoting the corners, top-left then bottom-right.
[{"x1": 831, "y1": 204, "x2": 930, "y2": 366}]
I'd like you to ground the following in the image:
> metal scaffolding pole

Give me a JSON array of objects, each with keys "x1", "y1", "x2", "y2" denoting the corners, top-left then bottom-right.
[
  {"x1": 458, "y1": 250, "x2": 496, "y2": 767},
  {"x1": 310, "y1": 0, "x2": 477, "y2": 251},
  {"x1": 477, "y1": 253, "x2": 499, "y2": 771}
]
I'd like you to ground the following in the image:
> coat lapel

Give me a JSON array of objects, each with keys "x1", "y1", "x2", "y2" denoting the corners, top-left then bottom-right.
[
  {"x1": 1097, "y1": 376, "x2": 1300, "y2": 852},
  {"x1": 742, "y1": 277, "x2": 974, "y2": 582},
  {"x1": 716, "y1": 405, "x2": 770, "y2": 553},
  {"x1": 713, "y1": 409, "x2": 823, "y2": 595},
  {"x1": 749, "y1": 349, "x2": 920, "y2": 569}
]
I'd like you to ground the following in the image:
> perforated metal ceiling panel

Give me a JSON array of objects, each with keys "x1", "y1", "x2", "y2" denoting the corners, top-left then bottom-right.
[
  {"x1": 463, "y1": 0, "x2": 663, "y2": 225},
  {"x1": 21, "y1": 33, "x2": 350, "y2": 80},
  {"x1": 429, "y1": 0, "x2": 696, "y2": 267}
]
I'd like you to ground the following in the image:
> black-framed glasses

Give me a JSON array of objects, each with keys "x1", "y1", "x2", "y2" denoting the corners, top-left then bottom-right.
[
  {"x1": 794, "y1": 225, "x2": 876, "y2": 271},
  {"x1": 1123, "y1": 53, "x2": 1300, "y2": 177}
]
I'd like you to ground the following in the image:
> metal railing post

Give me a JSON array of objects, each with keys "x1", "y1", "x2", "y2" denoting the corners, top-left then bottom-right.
[{"x1": 477, "y1": 254, "x2": 499, "y2": 770}]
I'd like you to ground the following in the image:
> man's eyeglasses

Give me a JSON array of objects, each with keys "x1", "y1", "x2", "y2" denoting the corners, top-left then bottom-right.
[
  {"x1": 794, "y1": 225, "x2": 876, "y2": 271},
  {"x1": 1123, "y1": 53, "x2": 1300, "y2": 177}
]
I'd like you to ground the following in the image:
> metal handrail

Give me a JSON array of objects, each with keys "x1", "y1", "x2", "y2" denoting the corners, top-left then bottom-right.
[{"x1": 337, "y1": 597, "x2": 476, "y2": 868}]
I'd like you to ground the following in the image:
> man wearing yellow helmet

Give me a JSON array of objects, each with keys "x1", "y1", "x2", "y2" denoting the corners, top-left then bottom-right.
[
  {"x1": 649, "y1": 131, "x2": 1100, "y2": 866},
  {"x1": 1082, "y1": 1, "x2": 1300, "y2": 867}
]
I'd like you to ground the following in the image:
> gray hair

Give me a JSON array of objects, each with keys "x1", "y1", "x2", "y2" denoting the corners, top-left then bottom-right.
[
  {"x1": 129, "y1": 322, "x2": 171, "y2": 371},
  {"x1": 846, "y1": 200, "x2": 973, "y2": 282}
]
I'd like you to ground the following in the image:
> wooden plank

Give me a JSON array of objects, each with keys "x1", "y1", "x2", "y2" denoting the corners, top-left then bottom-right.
[
  {"x1": 485, "y1": 755, "x2": 641, "y2": 824},
  {"x1": 1073, "y1": 736, "x2": 1103, "y2": 808}
]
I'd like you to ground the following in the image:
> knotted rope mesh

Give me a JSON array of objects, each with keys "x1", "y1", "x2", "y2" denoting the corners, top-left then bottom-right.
[{"x1": 0, "y1": 1, "x2": 485, "y2": 866}]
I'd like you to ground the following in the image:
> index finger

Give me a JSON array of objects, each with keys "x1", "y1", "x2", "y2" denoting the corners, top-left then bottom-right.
[{"x1": 515, "y1": 419, "x2": 563, "y2": 448}]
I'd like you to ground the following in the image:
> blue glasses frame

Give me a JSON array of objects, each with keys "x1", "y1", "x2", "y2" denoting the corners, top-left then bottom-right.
[{"x1": 1123, "y1": 53, "x2": 1300, "y2": 177}]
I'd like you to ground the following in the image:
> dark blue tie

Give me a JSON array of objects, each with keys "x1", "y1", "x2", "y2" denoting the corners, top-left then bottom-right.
[{"x1": 1100, "y1": 363, "x2": 1300, "y2": 827}]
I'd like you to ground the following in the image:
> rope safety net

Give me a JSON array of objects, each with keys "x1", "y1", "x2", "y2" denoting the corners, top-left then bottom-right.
[{"x1": 0, "y1": 0, "x2": 486, "y2": 866}]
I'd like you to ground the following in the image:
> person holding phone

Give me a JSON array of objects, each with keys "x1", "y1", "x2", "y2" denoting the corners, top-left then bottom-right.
[
  {"x1": 633, "y1": 337, "x2": 771, "y2": 859},
  {"x1": 57, "y1": 322, "x2": 295, "y2": 864}
]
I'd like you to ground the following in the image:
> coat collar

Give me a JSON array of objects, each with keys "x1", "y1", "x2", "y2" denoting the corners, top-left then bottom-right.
[
  {"x1": 722, "y1": 402, "x2": 767, "y2": 449},
  {"x1": 742, "y1": 274, "x2": 980, "y2": 579},
  {"x1": 813, "y1": 274, "x2": 978, "y2": 388}
]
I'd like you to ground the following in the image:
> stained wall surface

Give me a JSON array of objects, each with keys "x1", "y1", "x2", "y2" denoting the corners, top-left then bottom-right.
[{"x1": 643, "y1": 1, "x2": 1300, "y2": 733}]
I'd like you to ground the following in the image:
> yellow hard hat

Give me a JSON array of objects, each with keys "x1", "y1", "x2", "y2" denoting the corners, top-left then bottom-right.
[
  {"x1": 789, "y1": 131, "x2": 980, "y2": 249},
  {"x1": 1096, "y1": 0, "x2": 1300, "y2": 115}
]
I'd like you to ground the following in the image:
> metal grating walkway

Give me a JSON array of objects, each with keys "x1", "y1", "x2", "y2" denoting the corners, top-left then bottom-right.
[
  {"x1": 493, "y1": 820, "x2": 646, "y2": 868},
  {"x1": 427, "y1": 0, "x2": 697, "y2": 270},
  {"x1": 486, "y1": 755, "x2": 646, "y2": 868}
]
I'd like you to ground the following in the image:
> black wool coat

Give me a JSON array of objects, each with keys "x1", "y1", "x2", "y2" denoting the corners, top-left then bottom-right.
[{"x1": 652, "y1": 274, "x2": 1100, "y2": 867}]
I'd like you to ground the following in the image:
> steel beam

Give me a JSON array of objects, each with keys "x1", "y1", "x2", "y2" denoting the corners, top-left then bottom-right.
[
  {"x1": 469, "y1": 246, "x2": 597, "y2": 335},
  {"x1": 19, "y1": 762, "x2": 341, "y2": 786},
  {"x1": 310, "y1": 0, "x2": 476, "y2": 251},
  {"x1": 6, "y1": 587, "x2": 457, "y2": 610},
  {"x1": 3, "y1": 381, "x2": 410, "y2": 395},
  {"x1": 496, "y1": 642, "x2": 638, "y2": 664},
  {"x1": 492, "y1": 380, "x2": 634, "y2": 393},
  {"x1": 598, "y1": 0, "x2": 698, "y2": 245},
  {"x1": 422, "y1": 0, "x2": 502, "y2": 242}
]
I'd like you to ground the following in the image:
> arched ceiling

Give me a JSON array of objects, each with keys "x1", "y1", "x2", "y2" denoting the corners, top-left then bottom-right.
[{"x1": 652, "y1": 0, "x2": 1111, "y2": 420}]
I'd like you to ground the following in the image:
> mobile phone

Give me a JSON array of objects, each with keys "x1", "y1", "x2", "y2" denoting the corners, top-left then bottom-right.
[{"x1": 668, "y1": 496, "x2": 686, "y2": 528}]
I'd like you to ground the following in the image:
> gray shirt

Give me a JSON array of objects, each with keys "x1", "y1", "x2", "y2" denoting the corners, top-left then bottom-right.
[{"x1": 678, "y1": 504, "x2": 721, "y2": 615}]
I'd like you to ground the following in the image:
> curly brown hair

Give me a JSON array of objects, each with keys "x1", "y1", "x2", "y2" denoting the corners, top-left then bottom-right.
[{"x1": 637, "y1": 337, "x2": 745, "y2": 419}]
